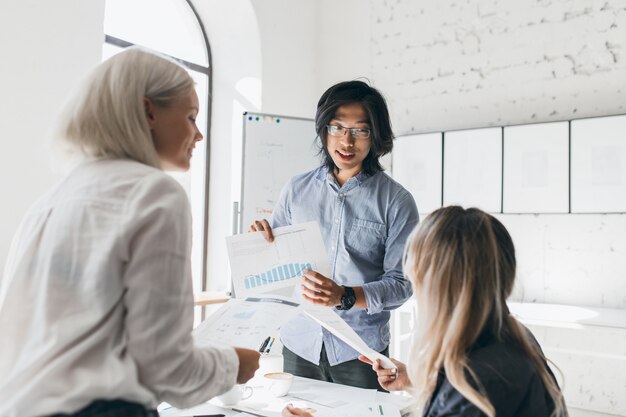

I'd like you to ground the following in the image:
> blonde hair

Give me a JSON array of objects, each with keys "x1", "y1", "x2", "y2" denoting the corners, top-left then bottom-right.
[
  {"x1": 404, "y1": 206, "x2": 566, "y2": 417},
  {"x1": 54, "y1": 47, "x2": 194, "y2": 169}
]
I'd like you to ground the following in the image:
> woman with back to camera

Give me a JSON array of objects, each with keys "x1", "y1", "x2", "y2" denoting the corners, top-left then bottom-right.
[
  {"x1": 0, "y1": 48, "x2": 259, "y2": 417},
  {"x1": 284, "y1": 206, "x2": 567, "y2": 416}
]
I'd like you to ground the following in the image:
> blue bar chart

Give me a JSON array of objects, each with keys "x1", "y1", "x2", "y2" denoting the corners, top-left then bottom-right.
[
  {"x1": 227, "y1": 222, "x2": 331, "y2": 298},
  {"x1": 244, "y1": 262, "x2": 312, "y2": 289}
]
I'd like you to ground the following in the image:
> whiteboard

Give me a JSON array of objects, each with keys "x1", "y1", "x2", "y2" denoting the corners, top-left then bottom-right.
[
  {"x1": 240, "y1": 113, "x2": 318, "y2": 233},
  {"x1": 571, "y1": 115, "x2": 626, "y2": 213},
  {"x1": 392, "y1": 133, "x2": 442, "y2": 215},
  {"x1": 443, "y1": 127, "x2": 502, "y2": 212}
]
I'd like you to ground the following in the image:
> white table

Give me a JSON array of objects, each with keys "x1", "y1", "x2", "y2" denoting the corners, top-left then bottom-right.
[{"x1": 159, "y1": 375, "x2": 413, "y2": 417}]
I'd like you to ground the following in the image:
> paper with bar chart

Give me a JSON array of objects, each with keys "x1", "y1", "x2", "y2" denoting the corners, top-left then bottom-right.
[
  {"x1": 226, "y1": 222, "x2": 331, "y2": 298},
  {"x1": 193, "y1": 296, "x2": 301, "y2": 350}
]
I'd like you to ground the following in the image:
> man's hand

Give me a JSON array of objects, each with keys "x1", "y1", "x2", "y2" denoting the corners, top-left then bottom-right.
[
  {"x1": 358, "y1": 356, "x2": 411, "y2": 392},
  {"x1": 300, "y1": 270, "x2": 344, "y2": 307},
  {"x1": 234, "y1": 348, "x2": 260, "y2": 384},
  {"x1": 248, "y1": 219, "x2": 274, "y2": 242}
]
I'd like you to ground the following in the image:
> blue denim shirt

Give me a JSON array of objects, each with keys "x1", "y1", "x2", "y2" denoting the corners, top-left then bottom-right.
[{"x1": 270, "y1": 166, "x2": 419, "y2": 365}]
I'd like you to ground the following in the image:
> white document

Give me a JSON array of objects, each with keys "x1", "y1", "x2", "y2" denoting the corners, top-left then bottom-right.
[
  {"x1": 193, "y1": 296, "x2": 300, "y2": 350},
  {"x1": 302, "y1": 305, "x2": 397, "y2": 369},
  {"x1": 289, "y1": 375, "x2": 377, "y2": 408},
  {"x1": 317, "y1": 403, "x2": 401, "y2": 417},
  {"x1": 226, "y1": 222, "x2": 331, "y2": 299}
]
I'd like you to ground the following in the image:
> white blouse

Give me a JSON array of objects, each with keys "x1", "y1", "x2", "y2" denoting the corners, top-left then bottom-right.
[{"x1": 0, "y1": 159, "x2": 238, "y2": 417}]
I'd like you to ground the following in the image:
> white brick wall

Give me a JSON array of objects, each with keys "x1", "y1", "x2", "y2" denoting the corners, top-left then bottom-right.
[
  {"x1": 255, "y1": 1, "x2": 625, "y2": 413},
  {"x1": 364, "y1": 1, "x2": 626, "y2": 414},
  {"x1": 499, "y1": 214, "x2": 626, "y2": 308},
  {"x1": 370, "y1": 0, "x2": 626, "y2": 134}
]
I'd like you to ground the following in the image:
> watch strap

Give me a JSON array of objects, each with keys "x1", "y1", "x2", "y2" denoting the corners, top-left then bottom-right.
[{"x1": 337, "y1": 286, "x2": 356, "y2": 310}]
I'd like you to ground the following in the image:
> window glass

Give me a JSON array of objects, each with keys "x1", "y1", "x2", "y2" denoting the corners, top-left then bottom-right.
[
  {"x1": 104, "y1": 0, "x2": 208, "y2": 66},
  {"x1": 103, "y1": 0, "x2": 211, "y2": 316}
]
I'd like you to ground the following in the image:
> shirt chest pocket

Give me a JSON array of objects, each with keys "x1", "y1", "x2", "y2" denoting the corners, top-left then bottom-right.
[{"x1": 345, "y1": 218, "x2": 387, "y2": 260}]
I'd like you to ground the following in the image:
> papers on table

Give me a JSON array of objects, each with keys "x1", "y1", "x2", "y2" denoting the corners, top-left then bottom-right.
[
  {"x1": 317, "y1": 403, "x2": 401, "y2": 417},
  {"x1": 160, "y1": 374, "x2": 410, "y2": 417},
  {"x1": 236, "y1": 401, "x2": 400, "y2": 417},
  {"x1": 287, "y1": 374, "x2": 377, "y2": 408},
  {"x1": 193, "y1": 296, "x2": 301, "y2": 350},
  {"x1": 231, "y1": 375, "x2": 402, "y2": 417},
  {"x1": 226, "y1": 222, "x2": 330, "y2": 299},
  {"x1": 232, "y1": 375, "x2": 400, "y2": 417}
]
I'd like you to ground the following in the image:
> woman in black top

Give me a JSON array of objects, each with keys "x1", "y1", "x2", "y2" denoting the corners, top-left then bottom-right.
[{"x1": 284, "y1": 206, "x2": 567, "y2": 417}]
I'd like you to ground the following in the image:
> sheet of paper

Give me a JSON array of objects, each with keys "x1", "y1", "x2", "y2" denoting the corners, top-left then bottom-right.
[
  {"x1": 231, "y1": 382, "x2": 333, "y2": 417},
  {"x1": 226, "y1": 222, "x2": 331, "y2": 298},
  {"x1": 317, "y1": 403, "x2": 401, "y2": 417},
  {"x1": 288, "y1": 376, "x2": 376, "y2": 408},
  {"x1": 193, "y1": 296, "x2": 300, "y2": 350},
  {"x1": 234, "y1": 398, "x2": 319, "y2": 417},
  {"x1": 302, "y1": 305, "x2": 396, "y2": 369}
]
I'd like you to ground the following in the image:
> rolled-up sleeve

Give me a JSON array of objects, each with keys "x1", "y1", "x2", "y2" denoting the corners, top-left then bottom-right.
[
  {"x1": 120, "y1": 174, "x2": 238, "y2": 409},
  {"x1": 362, "y1": 190, "x2": 419, "y2": 314}
]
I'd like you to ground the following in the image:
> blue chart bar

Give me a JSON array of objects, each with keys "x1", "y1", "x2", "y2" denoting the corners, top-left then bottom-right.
[{"x1": 244, "y1": 262, "x2": 312, "y2": 289}]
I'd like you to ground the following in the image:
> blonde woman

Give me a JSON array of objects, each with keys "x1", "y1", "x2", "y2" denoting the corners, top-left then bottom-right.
[
  {"x1": 284, "y1": 206, "x2": 566, "y2": 417},
  {"x1": 0, "y1": 48, "x2": 259, "y2": 417}
]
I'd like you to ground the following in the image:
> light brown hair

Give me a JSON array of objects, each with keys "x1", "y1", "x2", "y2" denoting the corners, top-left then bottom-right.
[{"x1": 404, "y1": 206, "x2": 566, "y2": 416}]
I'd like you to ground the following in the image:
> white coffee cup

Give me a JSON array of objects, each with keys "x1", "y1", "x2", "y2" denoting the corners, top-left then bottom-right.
[
  {"x1": 216, "y1": 384, "x2": 253, "y2": 406},
  {"x1": 257, "y1": 353, "x2": 283, "y2": 376},
  {"x1": 264, "y1": 371, "x2": 293, "y2": 397}
]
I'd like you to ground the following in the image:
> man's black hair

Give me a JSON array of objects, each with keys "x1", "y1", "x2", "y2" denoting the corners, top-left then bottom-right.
[{"x1": 315, "y1": 80, "x2": 394, "y2": 175}]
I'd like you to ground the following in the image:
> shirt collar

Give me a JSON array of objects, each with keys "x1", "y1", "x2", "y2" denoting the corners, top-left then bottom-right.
[{"x1": 317, "y1": 166, "x2": 371, "y2": 188}]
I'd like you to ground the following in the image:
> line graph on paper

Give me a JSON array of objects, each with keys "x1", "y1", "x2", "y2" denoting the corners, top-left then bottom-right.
[{"x1": 226, "y1": 222, "x2": 330, "y2": 298}]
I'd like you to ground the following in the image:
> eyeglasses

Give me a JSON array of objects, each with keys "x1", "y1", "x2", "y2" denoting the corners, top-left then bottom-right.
[{"x1": 326, "y1": 124, "x2": 371, "y2": 139}]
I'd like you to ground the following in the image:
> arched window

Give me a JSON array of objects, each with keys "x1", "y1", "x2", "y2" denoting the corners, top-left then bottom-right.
[{"x1": 103, "y1": 0, "x2": 211, "y2": 306}]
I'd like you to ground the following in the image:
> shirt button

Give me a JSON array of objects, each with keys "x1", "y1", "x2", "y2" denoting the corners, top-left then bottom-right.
[{"x1": 334, "y1": 218, "x2": 339, "y2": 224}]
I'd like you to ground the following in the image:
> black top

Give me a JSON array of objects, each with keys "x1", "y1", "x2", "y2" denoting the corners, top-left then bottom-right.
[{"x1": 423, "y1": 327, "x2": 560, "y2": 417}]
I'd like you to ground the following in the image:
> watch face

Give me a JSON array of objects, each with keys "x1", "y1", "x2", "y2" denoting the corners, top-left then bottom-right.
[{"x1": 341, "y1": 287, "x2": 356, "y2": 310}]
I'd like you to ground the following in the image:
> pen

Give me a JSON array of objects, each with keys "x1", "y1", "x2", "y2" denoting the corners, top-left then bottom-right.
[
  {"x1": 265, "y1": 337, "x2": 275, "y2": 354},
  {"x1": 258, "y1": 336, "x2": 270, "y2": 352}
]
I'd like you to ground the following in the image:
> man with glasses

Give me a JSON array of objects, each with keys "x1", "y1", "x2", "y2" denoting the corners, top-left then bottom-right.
[{"x1": 249, "y1": 80, "x2": 418, "y2": 389}]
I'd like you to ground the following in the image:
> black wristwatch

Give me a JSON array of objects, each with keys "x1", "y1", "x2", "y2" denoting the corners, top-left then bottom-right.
[{"x1": 336, "y1": 286, "x2": 356, "y2": 311}]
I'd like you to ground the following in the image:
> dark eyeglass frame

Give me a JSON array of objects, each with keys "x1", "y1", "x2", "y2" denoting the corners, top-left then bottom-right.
[{"x1": 326, "y1": 124, "x2": 371, "y2": 139}]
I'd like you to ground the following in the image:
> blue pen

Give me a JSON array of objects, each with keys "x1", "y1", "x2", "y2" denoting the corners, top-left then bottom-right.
[{"x1": 265, "y1": 337, "x2": 275, "y2": 354}]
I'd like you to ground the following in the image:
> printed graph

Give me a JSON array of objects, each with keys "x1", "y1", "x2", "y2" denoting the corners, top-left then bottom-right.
[
  {"x1": 226, "y1": 222, "x2": 330, "y2": 298},
  {"x1": 243, "y1": 262, "x2": 312, "y2": 289}
]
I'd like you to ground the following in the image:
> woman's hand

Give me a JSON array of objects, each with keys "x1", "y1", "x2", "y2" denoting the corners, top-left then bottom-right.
[
  {"x1": 358, "y1": 356, "x2": 412, "y2": 391},
  {"x1": 248, "y1": 219, "x2": 274, "y2": 242},
  {"x1": 282, "y1": 404, "x2": 315, "y2": 417},
  {"x1": 234, "y1": 348, "x2": 260, "y2": 384},
  {"x1": 300, "y1": 270, "x2": 344, "y2": 307}
]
